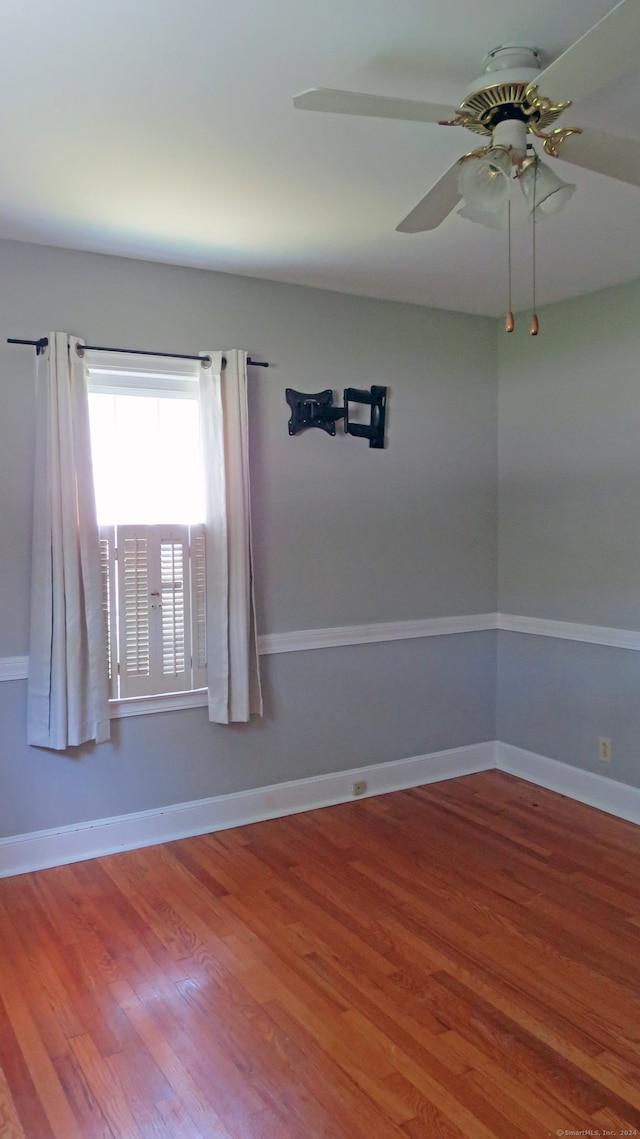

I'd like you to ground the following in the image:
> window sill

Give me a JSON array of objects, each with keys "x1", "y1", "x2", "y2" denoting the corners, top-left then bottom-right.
[{"x1": 109, "y1": 690, "x2": 207, "y2": 719}]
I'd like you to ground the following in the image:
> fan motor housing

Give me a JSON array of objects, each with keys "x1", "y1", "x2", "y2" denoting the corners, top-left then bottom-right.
[{"x1": 459, "y1": 47, "x2": 567, "y2": 137}]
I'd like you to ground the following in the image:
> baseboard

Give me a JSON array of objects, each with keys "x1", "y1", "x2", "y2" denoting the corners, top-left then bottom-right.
[
  {"x1": 0, "y1": 741, "x2": 496, "y2": 878},
  {"x1": 4, "y1": 739, "x2": 639, "y2": 878},
  {"x1": 497, "y1": 742, "x2": 640, "y2": 826}
]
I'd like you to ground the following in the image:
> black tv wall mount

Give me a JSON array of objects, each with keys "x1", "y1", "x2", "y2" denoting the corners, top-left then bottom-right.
[{"x1": 285, "y1": 385, "x2": 387, "y2": 448}]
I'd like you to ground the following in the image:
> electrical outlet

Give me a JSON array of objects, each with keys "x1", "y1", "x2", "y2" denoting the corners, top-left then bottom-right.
[
  {"x1": 598, "y1": 737, "x2": 612, "y2": 763},
  {"x1": 351, "y1": 780, "x2": 367, "y2": 797}
]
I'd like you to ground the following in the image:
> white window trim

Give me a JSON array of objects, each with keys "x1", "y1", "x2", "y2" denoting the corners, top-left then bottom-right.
[{"x1": 109, "y1": 689, "x2": 208, "y2": 719}]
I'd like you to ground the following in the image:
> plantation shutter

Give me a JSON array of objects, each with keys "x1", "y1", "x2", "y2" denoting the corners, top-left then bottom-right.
[
  {"x1": 158, "y1": 529, "x2": 191, "y2": 692},
  {"x1": 190, "y1": 523, "x2": 208, "y2": 691},
  {"x1": 99, "y1": 526, "x2": 118, "y2": 699},
  {"x1": 117, "y1": 526, "x2": 152, "y2": 697},
  {"x1": 100, "y1": 523, "x2": 206, "y2": 700}
]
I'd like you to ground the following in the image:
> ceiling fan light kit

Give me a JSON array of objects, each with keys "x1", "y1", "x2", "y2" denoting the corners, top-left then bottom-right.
[
  {"x1": 457, "y1": 200, "x2": 508, "y2": 229},
  {"x1": 457, "y1": 147, "x2": 511, "y2": 228},
  {"x1": 293, "y1": 0, "x2": 640, "y2": 330},
  {"x1": 518, "y1": 155, "x2": 576, "y2": 219},
  {"x1": 490, "y1": 119, "x2": 528, "y2": 159},
  {"x1": 458, "y1": 146, "x2": 512, "y2": 197}
]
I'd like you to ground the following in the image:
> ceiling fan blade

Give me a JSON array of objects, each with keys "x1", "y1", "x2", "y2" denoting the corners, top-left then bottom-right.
[
  {"x1": 396, "y1": 161, "x2": 462, "y2": 233},
  {"x1": 556, "y1": 128, "x2": 640, "y2": 187},
  {"x1": 536, "y1": 0, "x2": 640, "y2": 105},
  {"x1": 293, "y1": 88, "x2": 457, "y2": 125}
]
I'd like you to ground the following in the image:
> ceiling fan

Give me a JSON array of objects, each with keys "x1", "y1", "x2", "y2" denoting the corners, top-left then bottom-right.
[{"x1": 293, "y1": 0, "x2": 640, "y2": 233}]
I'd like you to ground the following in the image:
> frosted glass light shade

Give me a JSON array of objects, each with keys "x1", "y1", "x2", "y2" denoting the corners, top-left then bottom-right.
[
  {"x1": 457, "y1": 201, "x2": 508, "y2": 228},
  {"x1": 457, "y1": 147, "x2": 511, "y2": 214},
  {"x1": 519, "y1": 157, "x2": 576, "y2": 219}
]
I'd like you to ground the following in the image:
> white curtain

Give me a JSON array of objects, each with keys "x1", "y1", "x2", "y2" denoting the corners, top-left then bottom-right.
[
  {"x1": 28, "y1": 333, "x2": 110, "y2": 749},
  {"x1": 199, "y1": 350, "x2": 262, "y2": 722}
]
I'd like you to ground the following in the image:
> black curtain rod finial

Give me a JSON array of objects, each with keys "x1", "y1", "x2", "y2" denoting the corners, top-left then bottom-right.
[{"x1": 7, "y1": 336, "x2": 49, "y2": 354}]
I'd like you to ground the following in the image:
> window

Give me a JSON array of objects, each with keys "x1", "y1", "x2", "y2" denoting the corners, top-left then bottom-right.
[
  {"x1": 87, "y1": 353, "x2": 207, "y2": 702},
  {"x1": 28, "y1": 334, "x2": 259, "y2": 748}
]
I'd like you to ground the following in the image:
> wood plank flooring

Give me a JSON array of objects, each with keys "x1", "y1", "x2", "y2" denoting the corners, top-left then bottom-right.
[{"x1": 1, "y1": 770, "x2": 640, "y2": 1138}]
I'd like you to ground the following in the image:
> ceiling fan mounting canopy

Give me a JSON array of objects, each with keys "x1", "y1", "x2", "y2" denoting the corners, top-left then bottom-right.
[{"x1": 480, "y1": 45, "x2": 541, "y2": 73}]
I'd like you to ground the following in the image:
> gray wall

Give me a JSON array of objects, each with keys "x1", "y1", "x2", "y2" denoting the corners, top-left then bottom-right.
[
  {"x1": 1, "y1": 634, "x2": 496, "y2": 835},
  {"x1": 0, "y1": 239, "x2": 497, "y2": 837},
  {"x1": 3, "y1": 240, "x2": 639, "y2": 829},
  {"x1": 497, "y1": 281, "x2": 640, "y2": 788},
  {"x1": 497, "y1": 632, "x2": 640, "y2": 787}
]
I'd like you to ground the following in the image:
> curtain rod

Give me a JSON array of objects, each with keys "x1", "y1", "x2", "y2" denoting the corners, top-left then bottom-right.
[{"x1": 7, "y1": 338, "x2": 269, "y2": 368}]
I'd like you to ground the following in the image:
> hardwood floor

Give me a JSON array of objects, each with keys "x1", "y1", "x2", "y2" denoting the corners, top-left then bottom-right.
[{"x1": 1, "y1": 770, "x2": 640, "y2": 1138}]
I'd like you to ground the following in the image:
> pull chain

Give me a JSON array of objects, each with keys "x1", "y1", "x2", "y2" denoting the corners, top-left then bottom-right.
[
  {"x1": 530, "y1": 160, "x2": 539, "y2": 336},
  {"x1": 505, "y1": 197, "x2": 514, "y2": 333}
]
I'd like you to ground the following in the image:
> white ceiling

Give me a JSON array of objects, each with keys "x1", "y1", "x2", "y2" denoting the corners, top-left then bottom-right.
[{"x1": 1, "y1": 0, "x2": 639, "y2": 315}]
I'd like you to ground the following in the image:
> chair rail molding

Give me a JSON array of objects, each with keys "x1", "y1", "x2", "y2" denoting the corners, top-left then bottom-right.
[
  {"x1": 0, "y1": 613, "x2": 497, "y2": 689},
  {"x1": 0, "y1": 656, "x2": 28, "y2": 681},
  {"x1": 6, "y1": 613, "x2": 640, "y2": 685},
  {"x1": 497, "y1": 613, "x2": 640, "y2": 652}
]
